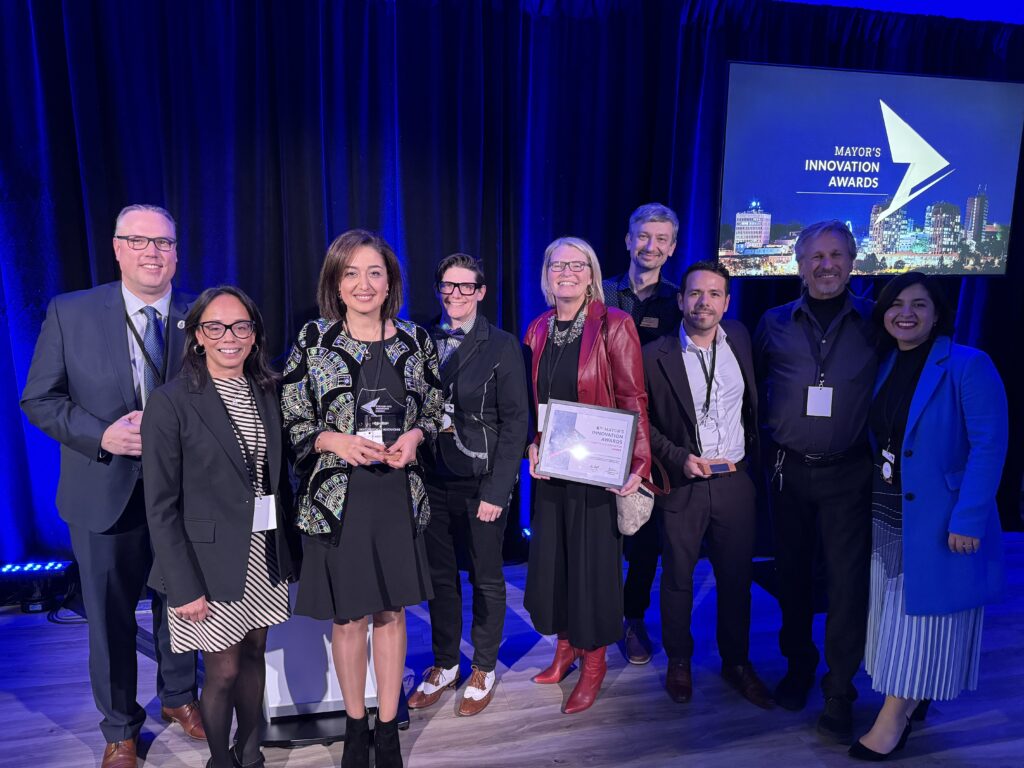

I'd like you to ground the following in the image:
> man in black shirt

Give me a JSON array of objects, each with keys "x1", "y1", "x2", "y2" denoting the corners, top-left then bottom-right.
[
  {"x1": 754, "y1": 220, "x2": 878, "y2": 743},
  {"x1": 603, "y1": 202, "x2": 682, "y2": 665}
]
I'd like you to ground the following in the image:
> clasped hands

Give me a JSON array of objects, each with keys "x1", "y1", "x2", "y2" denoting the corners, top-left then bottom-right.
[{"x1": 318, "y1": 428, "x2": 423, "y2": 468}]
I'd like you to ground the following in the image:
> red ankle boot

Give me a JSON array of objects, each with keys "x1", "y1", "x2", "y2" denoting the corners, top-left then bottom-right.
[
  {"x1": 564, "y1": 646, "x2": 607, "y2": 714},
  {"x1": 533, "y1": 633, "x2": 581, "y2": 684}
]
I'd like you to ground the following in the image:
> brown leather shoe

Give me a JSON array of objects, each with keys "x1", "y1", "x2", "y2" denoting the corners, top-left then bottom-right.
[
  {"x1": 622, "y1": 619, "x2": 652, "y2": 665},
  {"x1": 458, "y1": 666, "x2": 496, "y2": 716},
  {"x1": 408, "y1": 665, "x2": 460, "y2": 709},
  {"x1": 161, "y1": 700, "x2": 207, "y2": 740},
  {"x1": 666, "y1": 658, "x2": 692, "y2": 703},
  {"x1": 101, "y1": 738, "x2": 137, "y2": 768},
  {"x1": 722, "y1": 663, "x2": 775, "y2": 710}
]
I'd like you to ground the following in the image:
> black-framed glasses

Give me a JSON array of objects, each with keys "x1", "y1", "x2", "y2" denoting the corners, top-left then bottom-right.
[
  {"x1": 548, "y1": 260, "x2": 590, "y2": 272},
  {"x1": 198, "y1": 321, "x2": 255, "y2": 340},
  {"x1": 437, "y1": 281, "x2": 481, "y2": 296},
  {"x1": 115, "y1": 234, "x2": 177, "y2": 251}
]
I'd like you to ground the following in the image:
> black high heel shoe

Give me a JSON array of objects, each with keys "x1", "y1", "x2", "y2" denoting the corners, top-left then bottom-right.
[
  {"x1": 848, "y1": 718, "x2": 912, "y2": 761},
  {"x1": 910, "y1": 700, "x2": 930, "y2": 722}
]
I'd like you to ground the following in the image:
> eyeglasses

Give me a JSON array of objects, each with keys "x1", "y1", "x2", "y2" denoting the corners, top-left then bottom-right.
[
  {"x1": 198, "y1": 321, "x2": 255, "y2": 340},
  {"x1": 115, "y1": 234, "x2": 177, "y2": 252},
  {"x1": 437, "y1": 281, "x2": 481, "y2": 296},
  {"x1": 548, "y1": 260, "x2": 590, "y2": 272}
]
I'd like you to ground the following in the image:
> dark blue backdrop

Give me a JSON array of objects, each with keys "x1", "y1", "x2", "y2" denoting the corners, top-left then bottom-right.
[{"x1": 2, "y1": 0, "x2": 1022, "y2": 560}]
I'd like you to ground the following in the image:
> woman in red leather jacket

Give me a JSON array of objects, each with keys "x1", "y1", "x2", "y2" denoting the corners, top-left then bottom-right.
[{"x1": 523, "y1": 236, "x2": 651, "y2": 714}]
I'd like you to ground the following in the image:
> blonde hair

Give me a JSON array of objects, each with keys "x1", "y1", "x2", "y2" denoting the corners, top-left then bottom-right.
[{"x1": 540, "y1": 236, "x2": 605, "y2": 307}]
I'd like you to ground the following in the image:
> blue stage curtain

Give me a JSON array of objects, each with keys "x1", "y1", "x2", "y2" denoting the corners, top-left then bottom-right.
[{"x1": 1, "y1": 0, "x2": 1022, "y2": 558}]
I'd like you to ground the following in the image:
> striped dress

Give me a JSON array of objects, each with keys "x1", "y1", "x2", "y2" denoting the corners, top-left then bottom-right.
[
  {"x1": 864, "y1": 345, "x2": 984, "y2": 700},
  {"x1": 168, "y1": 377, "x2": 290, "y2": 653}
]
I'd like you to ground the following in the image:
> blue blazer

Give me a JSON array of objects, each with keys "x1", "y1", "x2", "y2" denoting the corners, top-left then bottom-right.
[{"x1": 874, "y1": 336, "x2": 1007, "y2": 615}]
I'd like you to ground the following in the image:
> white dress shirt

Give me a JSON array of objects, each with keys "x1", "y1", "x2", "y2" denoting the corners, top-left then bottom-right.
[
  {"x1": 679, "y1": 323, "x2": 746, "y2": 462},
  {"x1": 121, "y1": 284, "x2": 172, "y2": 407}
]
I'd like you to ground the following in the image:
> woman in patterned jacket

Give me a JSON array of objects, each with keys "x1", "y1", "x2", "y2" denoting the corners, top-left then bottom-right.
[{"x1": 281, "y1": 230, "x2": 442, "y2": 768}]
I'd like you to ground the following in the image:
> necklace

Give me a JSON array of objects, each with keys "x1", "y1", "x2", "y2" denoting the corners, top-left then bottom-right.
[{"x1": 547, "y1": 306, "x2": 586, "y2": 347}]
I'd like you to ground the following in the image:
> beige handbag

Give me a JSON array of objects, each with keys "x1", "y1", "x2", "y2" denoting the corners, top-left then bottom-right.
[{"x1": 615, "y1": 456, "x2": 670, "y2": 535}]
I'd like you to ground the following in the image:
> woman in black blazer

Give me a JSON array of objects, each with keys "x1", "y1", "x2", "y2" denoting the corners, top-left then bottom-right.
[
  {"x1": 407, "y1": 254, "x2": 529, "y2": 717},
  {"x1": 144, "y1": 286, "x2": 295, "y2": 768}
]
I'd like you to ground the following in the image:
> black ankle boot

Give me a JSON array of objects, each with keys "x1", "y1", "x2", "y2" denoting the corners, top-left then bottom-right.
[
  {"x1": 341, "y1": 713, "x2": 370, "y2": 768},
  {"x1": 373, "y1": 715, "x2": 403, "y2": 768}
]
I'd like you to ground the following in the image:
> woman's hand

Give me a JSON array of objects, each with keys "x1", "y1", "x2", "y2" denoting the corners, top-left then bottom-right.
[
  {"x1": 383, "y1": 428, "x2": 423, "y2": 468},
  {"x1": 174, "y1": 595, "x2": 209, "y2": 623},
  {"x1": 318, "y1": 432, "x2": 386, "y2": 466},
  {"x1": 608, "y1": 472, "x2": 643, "y2": 496},
  {"x1": 476, "y1": 500, "x2": 503, "y2": 522},
  {"x1": 527, "y1": 443, "x2": 550, "y2": 481},
  {"x1": 948, "y1": 532, "x2": 981, "y2": 555}
]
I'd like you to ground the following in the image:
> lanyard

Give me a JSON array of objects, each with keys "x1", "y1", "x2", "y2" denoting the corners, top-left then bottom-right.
[
  {"x1": 542, "y1": 309, "x2": 582, "y2": 404},
  {"x1": 124, "y1": 311, "x2": 168, "y2": 385},
  {"x1": 218, "y1": 381, "x2": 269, "y2": 494},
  {"x1": 799, "y1": 311, "x2": 843, "y2": 386},
  {"x1": 694, "y1": 341, "x2": 717, "y2": 417}
]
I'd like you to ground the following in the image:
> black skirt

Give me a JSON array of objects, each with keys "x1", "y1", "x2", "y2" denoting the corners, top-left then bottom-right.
[
  {"x1": 295, "y1": 464, "x2": 433, "y2": 622},
  {"x1": 524, "y1": 476, "x2": 623, "y2": 650}
]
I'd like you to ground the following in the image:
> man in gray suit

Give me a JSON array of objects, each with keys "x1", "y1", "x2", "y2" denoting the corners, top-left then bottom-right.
[{"x1": 21, "y1": 204, "x2": 204, "y2": 768}]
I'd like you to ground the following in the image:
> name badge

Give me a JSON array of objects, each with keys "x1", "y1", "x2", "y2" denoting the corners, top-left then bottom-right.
[
  {"x1": 357, "y1": 427, "x2": 384, "y2": 444},
  {"x1": 639, "y1": 316, "x2": 660, "y2": 329},
  {"x1": 537, "y1": 402, "x2": 549, "y2": 431},
  {"x1": 253, "y1": 495, "x2": 277, "y2": 532},
  {"x1": 805, "y1": 386, "x2": 833, "y2": 418}
]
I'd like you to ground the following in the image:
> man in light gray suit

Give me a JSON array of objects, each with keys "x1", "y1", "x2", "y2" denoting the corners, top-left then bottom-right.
[{"x1": 21, "y1": 204, "x2": 204, "y2": 768}]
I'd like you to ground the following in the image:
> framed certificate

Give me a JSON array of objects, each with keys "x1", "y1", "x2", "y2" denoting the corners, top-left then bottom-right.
[{"x1": 536, "y1": 399, "x2": 638, "y2": 489}]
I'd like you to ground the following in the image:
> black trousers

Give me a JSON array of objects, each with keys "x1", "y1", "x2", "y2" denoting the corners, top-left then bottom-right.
[
  {"x1": 770, "y1": 449, "x2": 871, "y2": 700},
  {"x1": 622, "y1": 508, "x2": 662, "y2": 621},
  {"x1": 423, "y1": 476, "x2": 507, "y2": 672},
  {"x1": 67, "y1": 482, "x2": 198, "y2": 743},
  {"x1": 660, "y1": 470, "x2": 756, "y2": 664}
]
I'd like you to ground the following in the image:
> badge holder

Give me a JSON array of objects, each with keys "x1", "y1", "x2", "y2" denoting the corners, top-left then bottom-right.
[{"x1": 805, "y1": 375, "x2": 833, "y2": 418}]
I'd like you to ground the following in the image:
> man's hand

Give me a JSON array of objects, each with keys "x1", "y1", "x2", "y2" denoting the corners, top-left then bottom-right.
[
  {"x1": 477, "y1": 500, "x2": 503, "y2": 522},
  {"x1": 100, "y1": 410, "x2": 144, "y2": 456},
  {"x1": 683, "y1": 454, "x2": 709, "y2": 480},
  {"x1": 174, "y1": 595, "x2": 209, "y2": 623}
]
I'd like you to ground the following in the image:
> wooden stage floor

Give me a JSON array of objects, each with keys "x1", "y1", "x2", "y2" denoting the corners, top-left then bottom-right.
[{"x1": 2, "y1": 534, "x2": 1022, "y2": 767}]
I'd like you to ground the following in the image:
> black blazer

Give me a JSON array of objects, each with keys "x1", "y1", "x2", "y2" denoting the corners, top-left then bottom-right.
[
  {"x1": 142, "y1": 373, "x2": 296, "y2": 607},
  {"x1": 20, "y1": 281, "x2": 191, "y2": 532},
  {"x1": 425, "y1": 316, "x2": 530, "y2": 509},
  {"x1": 643, "y1": 319, "x2": 759, "y2": 511}
]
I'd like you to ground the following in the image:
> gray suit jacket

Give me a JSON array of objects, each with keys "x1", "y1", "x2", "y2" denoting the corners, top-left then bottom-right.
[{"x1": 21, "y1": 280, "x2": 192, "y2": 532}]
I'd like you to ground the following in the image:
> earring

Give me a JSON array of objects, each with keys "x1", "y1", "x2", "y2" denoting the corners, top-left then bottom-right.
[
  {"x1": 251, "y1": 343, "x2": 259, "y2": 353},
  {"x1": 585, "y1": 285, "x2": 593, "y2": 298},
  {"x1": 193, "y1": 343, "x2": 206, "y2": 356}
]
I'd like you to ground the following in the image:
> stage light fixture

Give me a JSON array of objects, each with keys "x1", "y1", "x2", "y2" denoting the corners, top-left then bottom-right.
[{"x1": 0, "y1": 560, "x2": 74, "y2": 613}]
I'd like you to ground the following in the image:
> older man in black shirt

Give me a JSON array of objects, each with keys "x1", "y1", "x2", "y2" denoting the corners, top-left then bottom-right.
[
  {"x1": 754, "y1": 220, "x2": 878, "y2": 743},
  {"x1": 603, "y1": 202, "x2": 683, "y2": 665}
]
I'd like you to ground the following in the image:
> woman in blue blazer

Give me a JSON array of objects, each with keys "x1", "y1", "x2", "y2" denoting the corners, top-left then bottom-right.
[{"x1": 850, "y1": 273, "x2": 1007, "y2": 761}]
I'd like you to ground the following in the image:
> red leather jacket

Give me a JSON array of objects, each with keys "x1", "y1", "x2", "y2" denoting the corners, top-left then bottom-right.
[{"x1": 523, "y1": 299, "x2": 652, "y2": 480}]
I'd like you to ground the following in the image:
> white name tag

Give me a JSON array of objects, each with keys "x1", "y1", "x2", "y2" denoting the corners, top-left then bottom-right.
[
  {"x1": 253, "y1": 495, "x2": 277, "y2": 532},
  {"x1": 357, "y1": 427, "x2": 384, "y2": 444},
  {"x1": 805, "y1": 386, "x2": 834, "y2": 418},
  {"x1": 537, "y1": 403, "x2": 549, "y2": 431}
]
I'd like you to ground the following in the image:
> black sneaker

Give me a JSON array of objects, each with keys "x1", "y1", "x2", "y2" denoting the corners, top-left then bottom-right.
[{"x1": 818, "y1": 696, "x2": 854, "y2": 743}]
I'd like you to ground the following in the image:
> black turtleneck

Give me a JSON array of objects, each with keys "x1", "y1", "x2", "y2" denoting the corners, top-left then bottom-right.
[{"x1": 805, "y1": 292, "x2": 847, "y2": 331}]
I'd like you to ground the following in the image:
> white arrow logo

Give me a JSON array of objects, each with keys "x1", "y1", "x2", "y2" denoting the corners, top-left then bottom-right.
[
  {"x1": 360, "y1": 397, "x2": 380, "y2": 416},
  {"x1": 876, "y1": 100, "x2": 954, "y2": 223}
]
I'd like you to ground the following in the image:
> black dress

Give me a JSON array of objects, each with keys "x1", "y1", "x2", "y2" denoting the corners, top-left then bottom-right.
[
  {"x1": 296, "y1": 338, "x2": 433, "y2": 622},
  {"x1": 524, "y1": 319, "x2": 623, "y2": 650}
]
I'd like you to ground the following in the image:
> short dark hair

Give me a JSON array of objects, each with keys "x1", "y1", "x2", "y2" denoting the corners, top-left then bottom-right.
[
  {"x1": 317, "y1": 229, "x2": 404, "y2": 321},
  {"x1": 681, "y1": 260, "x2": 732, "y2": 294},
  {"x1": 872, "y1": 271, "x2": 956, "y2": 339},
  {"x1": 434, "y1": 253, "x2": 485, "y2": 286},
  {"x1": 182, "y1": 285, "x2": 278, "y2": 392}
]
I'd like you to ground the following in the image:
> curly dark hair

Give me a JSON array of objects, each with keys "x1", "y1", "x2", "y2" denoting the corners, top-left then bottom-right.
[{"x1": 182, "y1": 285, "x2": 278, "y2": 392}]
